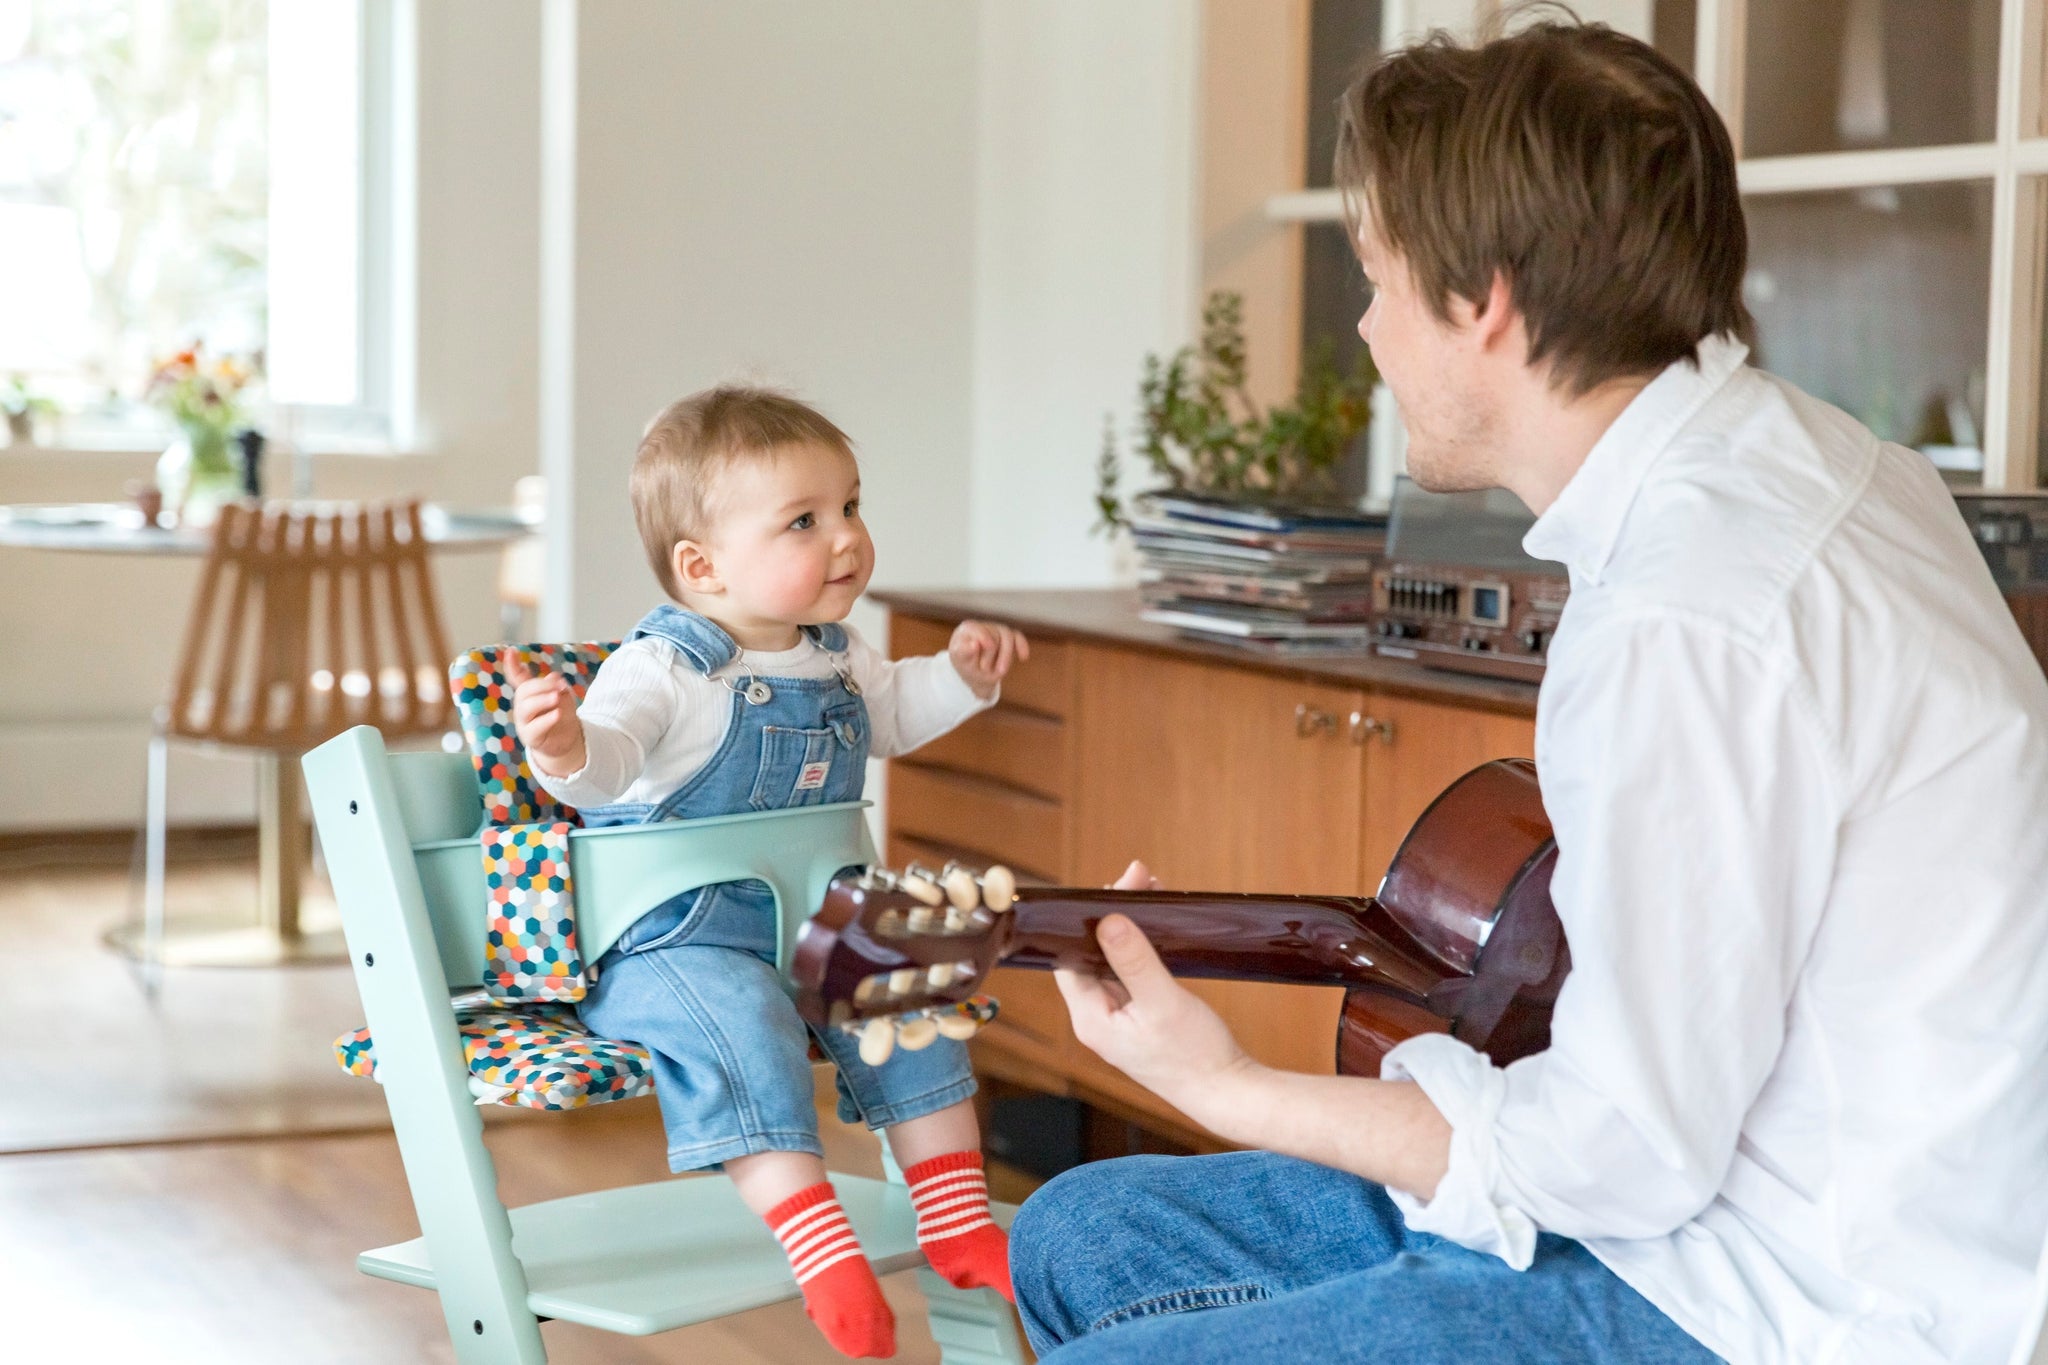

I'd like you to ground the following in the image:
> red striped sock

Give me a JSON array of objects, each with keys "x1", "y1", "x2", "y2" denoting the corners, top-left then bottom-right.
[
  {"x1": 904, "y1": 1150, "x2": 1012, "y2": 1303},
  {"x1": 765, "y1": 1183, "x2": 896, "y2": 1359}
]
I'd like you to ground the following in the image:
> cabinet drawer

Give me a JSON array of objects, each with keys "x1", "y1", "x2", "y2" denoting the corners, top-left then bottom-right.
[
  {"x1": 913, "y1": 705, "x2": 1067, "y2": 802},
  {"x1": 890, "y1": 613, "x2": 1072, "y2": 720},
  {"x1": 888, "y1": 763, "x2": 1065, "y2": 882}
]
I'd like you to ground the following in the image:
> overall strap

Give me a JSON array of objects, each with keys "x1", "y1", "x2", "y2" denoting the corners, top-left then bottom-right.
[
  {"x1": 629, "y1": 605, "x2": 740, "y2": 675},
  {"x1": 630, "y1": 605, "x2": 851, "y2": 672},
  {"x1": 801, "y1": 622, "x2": 850, "y2": 653}
]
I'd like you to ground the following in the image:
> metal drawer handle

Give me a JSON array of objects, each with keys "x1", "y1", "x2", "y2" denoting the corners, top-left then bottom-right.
[
  {"x1": 1295, "y1": 703, "x2": 1336, "y2": 739},
  {"x1": 1349, "y1": 711, "x2": 1396, "y2": 746}
]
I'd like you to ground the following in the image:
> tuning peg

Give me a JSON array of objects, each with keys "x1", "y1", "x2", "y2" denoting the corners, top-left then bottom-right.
[
  {"x1": 934, "y1": 1013, "x2": 980, "y2": 1041},
  {"x1": 907, "y1": 905, "x2": 939, "y2": 933},
  {"x1": 941, "y1": 865, "x2": 979, "y2": 911},
  {"x1": 980, "y1": 865, "x2": 1017, "y2": 912},
  {"x1": 897, "y1": 1015, "x2": 939, "y2": 1051},
  {"x1": 888, "y1": 968, "x2": 919, "y2": 997},
  {"x1": 944, "y1": 906, "x2": 970, "y2": 932},
  {"x1": 899, "y1": 866, "x2": 945, "y2": 906},
  {"x1": 858, "y1": 1017, "x2": 897, "y2": 1065},
  {"x1": 927, "y1": 962, "x2": 957, "y2": 990}
]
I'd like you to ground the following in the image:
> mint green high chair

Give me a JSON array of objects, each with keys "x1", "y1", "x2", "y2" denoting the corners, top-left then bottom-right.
[{"x1": 303, "y1": 724, "x2": 1027, "y2": 1363}]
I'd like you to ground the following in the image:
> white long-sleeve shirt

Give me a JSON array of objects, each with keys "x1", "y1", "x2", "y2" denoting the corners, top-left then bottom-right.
[
  {"x1": 533, "y1": 624, "x2": 990, "y2": 810},
  {"x1": 1382, "y1": 336, "x2": 2048, "y2": 1364}
]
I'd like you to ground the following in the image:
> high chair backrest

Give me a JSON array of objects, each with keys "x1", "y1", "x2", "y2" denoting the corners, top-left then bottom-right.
[
  {"x1": 169, "y1": 499, "x2": 454, "y2": 750},
  {"x1": 449, "y1": 641, "x2": 616, "y2": 826}
]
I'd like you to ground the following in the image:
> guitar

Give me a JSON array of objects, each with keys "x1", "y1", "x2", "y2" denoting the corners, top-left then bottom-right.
[{"x1": 790, "y1": 757, "x2": 1568, "y2": 1076}]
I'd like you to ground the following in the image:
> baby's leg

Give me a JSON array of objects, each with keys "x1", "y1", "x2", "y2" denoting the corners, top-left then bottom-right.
[
  {"x1": 732, "y1": 1149, "x2": 896, "y2": 1360},
  {"x1": 887, "y1": 1100, "x2": 1013, "y2": 1302},
  {"x1": 578, "y1": 939, "x2": 894, "y2": 1358}
]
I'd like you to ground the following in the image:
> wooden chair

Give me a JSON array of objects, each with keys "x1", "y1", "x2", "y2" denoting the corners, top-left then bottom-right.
[
  {"x1": 301, "y1": 725, "x2": 1026, "y2": 1363},
  {"x1": 133, "y1": 499, "x2": 457, "y2": 988}
]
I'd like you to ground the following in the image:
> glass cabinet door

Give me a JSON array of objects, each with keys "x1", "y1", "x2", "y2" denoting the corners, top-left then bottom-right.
[
  {"x1": 1743, "y1": 0, "x2": 2000, "y2": 158},
  {"x1": 1744, "y1": 181, "x2": 1993, "y2": 481}
]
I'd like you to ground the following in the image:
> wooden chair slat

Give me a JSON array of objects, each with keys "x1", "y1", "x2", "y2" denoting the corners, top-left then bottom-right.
[{"x1": 161, "y1": 498, "x2": 454, "y2": 753}]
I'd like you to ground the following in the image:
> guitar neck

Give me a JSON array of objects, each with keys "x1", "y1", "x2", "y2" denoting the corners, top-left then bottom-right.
[{"x1": 998, "y1": 887, "x2": 1458, "y2": 1003}]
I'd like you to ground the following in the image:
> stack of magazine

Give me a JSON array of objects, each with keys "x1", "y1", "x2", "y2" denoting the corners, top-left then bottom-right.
[{"x1": 1133, "y1": 491, "x2": 1387, "y2": 654}]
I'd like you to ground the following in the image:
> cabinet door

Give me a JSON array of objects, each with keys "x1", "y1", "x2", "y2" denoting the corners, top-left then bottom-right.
[
  {"x1": 1072, "y1": 645, "x2": 1359, "y2": 1079},
  {"x1": 1357, "y1": 692, "x2": 1537, "y2": 893}
]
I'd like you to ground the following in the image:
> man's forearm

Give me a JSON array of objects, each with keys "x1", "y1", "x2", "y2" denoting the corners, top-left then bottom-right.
[{"x1": 1186, "y1": 1063, "x2": 1453, "y2": 1201}]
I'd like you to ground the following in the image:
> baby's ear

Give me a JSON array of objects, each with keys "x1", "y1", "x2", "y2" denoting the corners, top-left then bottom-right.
[{"x1": 671, "y1": 539, "x2": 720, "y2": 597}]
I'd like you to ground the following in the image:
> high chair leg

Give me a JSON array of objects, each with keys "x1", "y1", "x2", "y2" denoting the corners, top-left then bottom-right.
[
  {"x1": 140, "y1": 731, "x2": 169, "y2": 1001},
  {"x1": 881, "y1": 1136, "x2": 1029, "y2": 1365}
]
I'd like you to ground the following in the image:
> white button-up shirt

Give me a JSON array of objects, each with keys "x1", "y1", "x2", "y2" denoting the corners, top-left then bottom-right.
[{"x1": 1382, "y1": 336, "x2": 2048, "y2": 1364}]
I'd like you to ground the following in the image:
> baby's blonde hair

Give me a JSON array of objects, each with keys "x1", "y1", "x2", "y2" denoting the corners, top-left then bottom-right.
[{"x1": 631, "y1": 384, "x2": 855, "y2": 599}]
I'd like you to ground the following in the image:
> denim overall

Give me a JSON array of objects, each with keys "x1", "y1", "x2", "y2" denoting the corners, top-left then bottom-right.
[{"x1": 576, "y1": 605, "x2": 977, "y2": 1171}]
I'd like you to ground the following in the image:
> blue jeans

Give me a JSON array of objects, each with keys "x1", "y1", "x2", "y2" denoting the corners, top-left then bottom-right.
[
  {"x1": 577, "y1": 879, "x2": 977, "y2": 1171},
  {"x1": 1010, "y1": 1152, "x2": 1722, "y2": 1363}
]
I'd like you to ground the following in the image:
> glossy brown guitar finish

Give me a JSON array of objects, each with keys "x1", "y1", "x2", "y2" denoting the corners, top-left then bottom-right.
[{"x1": 792, "y1": 758, "x2": 1569, "y2": 1075}]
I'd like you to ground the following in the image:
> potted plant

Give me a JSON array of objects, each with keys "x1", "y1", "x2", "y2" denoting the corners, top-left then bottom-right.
[
  {"x1": 146, "y1": 344, "x2": 261, "y2": 526},
  {"x1": 1094, "y1": 290, "x2": 1379, "y2": 532},
  {"x1": 2, "y1": 374, "x2": 56, "y2": 447}
]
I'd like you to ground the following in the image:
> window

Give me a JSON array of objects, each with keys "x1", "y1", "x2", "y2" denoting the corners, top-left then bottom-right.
[
  {"x1": 1262, "y1": 0, "x2": 2048, "y2": 490},
  {"x1": 0, "y1": 0, "x2": 398, "y2": 448}
]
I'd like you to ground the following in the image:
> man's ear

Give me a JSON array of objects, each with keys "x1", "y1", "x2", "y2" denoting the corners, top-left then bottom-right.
[
  {"x1": 671, "y1": 539, "x2": 721, "y2": 598},
  {"x1": 1471, "y1": 270, "x2": 1520, "y2": 354}
]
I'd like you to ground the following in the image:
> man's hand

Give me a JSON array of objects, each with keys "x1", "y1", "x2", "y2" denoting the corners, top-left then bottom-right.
[
  {"x1": 1054, "y1": 859, "x2": 1259, "y2": 1127},
  {"x1": 949, "y1": 620, "x2": 1029, "y2": 699},
  {"x1": 501, "y1": 651, "x2": 588, "y2": 778}
]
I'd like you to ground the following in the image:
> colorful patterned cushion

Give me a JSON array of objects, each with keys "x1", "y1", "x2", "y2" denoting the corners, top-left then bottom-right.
[
  {"x1": 334, "y1": 1005, "x2": 655, "y2": 1111},
  {"x1": 482, "y1": 820, "x2": 585, "y2": 1003},
  {"x1": 449, "y1": 642, "x2": 618, "y2": 827}
]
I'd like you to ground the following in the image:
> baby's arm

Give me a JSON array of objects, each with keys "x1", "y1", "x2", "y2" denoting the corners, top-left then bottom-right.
[
  {"x1": 502, "y1": 643, "x2": 674, "y2": 805},
  {"x1": 850, "y1": 620, "x2": 1028, "y2": 758}
]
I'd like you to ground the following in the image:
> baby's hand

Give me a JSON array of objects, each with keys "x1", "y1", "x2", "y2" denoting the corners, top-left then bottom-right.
[
  {"x1": 500, "y1": 651, "x2": 588, "y2": 777},
  {"x1": 949, "y1": 620, "x2": 1029, "y2": 699}
]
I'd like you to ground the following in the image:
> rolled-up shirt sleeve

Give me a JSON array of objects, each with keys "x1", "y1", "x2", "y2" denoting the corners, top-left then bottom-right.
[
  {"x1": 1382, "y1": 609, "x2": 1839, "y2": 1266},
  {"x1": 844, "y1": 627, "x2": 994, "y2": 758},
  {"x1": 529, "y1": 640, "x2": 682, "y2": 809}
]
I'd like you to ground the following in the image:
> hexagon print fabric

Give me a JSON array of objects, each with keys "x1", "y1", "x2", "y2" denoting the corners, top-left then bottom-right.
[
  {"x1": 449, "y1": 641, "x2": 617, "y2": 827},
  {"x1": 482, "y1": 821, "x2": 586, "y2": 1004}
]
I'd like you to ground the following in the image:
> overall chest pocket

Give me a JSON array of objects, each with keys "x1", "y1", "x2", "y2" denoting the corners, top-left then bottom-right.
[{"x1": 748, "y1": 703, "x2": 868, "y2": 811}]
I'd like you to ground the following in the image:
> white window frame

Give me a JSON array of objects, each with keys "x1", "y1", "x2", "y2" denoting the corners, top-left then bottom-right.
[
  {"x1": 24, "y1": 0, "x2": 416, "y2": 461},
  {"x1": 1264, "y1": 0, "x2": 2048, "y2": 490}
]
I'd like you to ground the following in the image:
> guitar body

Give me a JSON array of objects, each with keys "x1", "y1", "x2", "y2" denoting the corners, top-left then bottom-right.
[{"x1": 792, "y1": 758, "x2": 1569, "y2": 1078}]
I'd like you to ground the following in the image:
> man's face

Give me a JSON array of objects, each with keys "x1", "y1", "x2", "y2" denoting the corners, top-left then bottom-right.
[{"x1": 1355, "y1": 219, "x2": 1501, "y2": 493}]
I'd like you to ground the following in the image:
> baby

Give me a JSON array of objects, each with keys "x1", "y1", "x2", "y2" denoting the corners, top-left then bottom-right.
[{"x1": 502, "y1": 386, "x2": 1027, "y2": 1359}]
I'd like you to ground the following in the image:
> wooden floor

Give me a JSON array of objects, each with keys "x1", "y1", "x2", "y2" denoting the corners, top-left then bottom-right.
[{"x1": 4, "y1": 843, "x2": 1039, "y2": 1363}]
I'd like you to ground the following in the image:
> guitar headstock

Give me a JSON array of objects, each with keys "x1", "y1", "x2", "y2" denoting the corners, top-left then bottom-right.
[{"x1": 791, "y1": 861, "x2": 1018, "y2": 1064}]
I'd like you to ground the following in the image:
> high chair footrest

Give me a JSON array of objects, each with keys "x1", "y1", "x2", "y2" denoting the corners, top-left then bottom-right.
[{"x1": 359, "y1": 1171, "x2": 1016, "y2": 1336}]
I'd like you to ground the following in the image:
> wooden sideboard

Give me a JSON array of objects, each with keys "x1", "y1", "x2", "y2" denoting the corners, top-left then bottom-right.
[{"x1": 878, "y1": 587, "x2": 1539, "y2": 1148}]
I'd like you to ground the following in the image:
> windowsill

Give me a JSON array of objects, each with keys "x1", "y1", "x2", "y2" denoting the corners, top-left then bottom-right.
[{"x1": 2, "y1": 438, "x2": 422, "y2": 461}]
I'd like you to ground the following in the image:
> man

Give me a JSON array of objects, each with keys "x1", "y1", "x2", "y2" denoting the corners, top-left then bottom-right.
[{"x1": 1009, "y1": 19, "x2": 2048, "y2": 1365}]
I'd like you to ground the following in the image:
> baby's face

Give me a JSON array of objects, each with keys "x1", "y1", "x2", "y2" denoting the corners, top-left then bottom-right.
[{"x1": 696, "y1": 441, "x2": 874, "y2": 628}]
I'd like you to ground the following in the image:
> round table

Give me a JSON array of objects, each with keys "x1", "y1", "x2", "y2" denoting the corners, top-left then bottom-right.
[{"x1": 0, "y1": 501, "x2": 535, "y2": 968}]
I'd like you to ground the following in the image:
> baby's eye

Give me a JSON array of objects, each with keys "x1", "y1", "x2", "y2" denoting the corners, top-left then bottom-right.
[
  {"x1": 788, "y1": 512, "x2": 815, "y2": 531},
  {"x1": 843, "y1": 499, "x2": 861, "y2": 519}
]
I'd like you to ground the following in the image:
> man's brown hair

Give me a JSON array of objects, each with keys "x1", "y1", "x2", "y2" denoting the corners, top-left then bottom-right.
[
  {"x1": 1334, "y1": 13, "x2": 1752, "y2": 395},
  {"x1": 631, "y1": 385, "x2": 854, "y2": 598}
]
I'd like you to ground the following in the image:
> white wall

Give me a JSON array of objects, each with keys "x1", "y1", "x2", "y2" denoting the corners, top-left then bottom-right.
[
  {"x1": 550, "y1": 0, "x2": 982, "y2": 641},
  {"x1": 969, "y1": 0, "x2": 1201, "y2": 588}
]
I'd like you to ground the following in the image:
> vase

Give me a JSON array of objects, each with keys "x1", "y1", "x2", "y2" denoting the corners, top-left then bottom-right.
[{"x1": 158, "y1": 425, "x2": 242, "y2": 528}]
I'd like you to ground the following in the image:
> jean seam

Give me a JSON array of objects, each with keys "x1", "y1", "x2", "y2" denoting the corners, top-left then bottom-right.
[
  {"x1": 846, "y1": 1074, "x2": 978, "y2": 1130},
  {"x1": 666, "y1": 1128, "x2": 824, "y2": 1171},
  {"x1": 1089, "y1": 1282, "x2": 1272, "y2": 1333}
]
